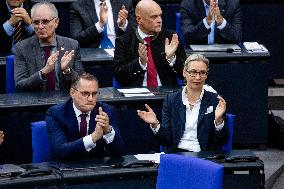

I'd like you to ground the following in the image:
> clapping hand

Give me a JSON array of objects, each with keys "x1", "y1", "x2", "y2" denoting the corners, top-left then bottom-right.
[
  {"x1": 117, "y1": 5, "x2": 128, "y2": 27},
  {"x1": 215, "y1": 95, "x2": 226, "y2": 125},
  {"x1": 165, "y1": 33, "x2": 179, "y2": 60},
  {"x1": 137, "y1": 104, "x2": 159, "y2": 128}
]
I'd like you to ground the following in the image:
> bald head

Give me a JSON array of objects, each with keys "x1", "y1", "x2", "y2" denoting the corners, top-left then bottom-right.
[{"x1": 135, "y1": 0, "x2": 162, "y2": 35}]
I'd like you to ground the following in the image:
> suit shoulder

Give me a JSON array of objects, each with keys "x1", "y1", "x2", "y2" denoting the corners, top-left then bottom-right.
[
  {"x1": 58, "y1": 35, "x2": 79, "y2": 44},
  {"x1": 14, "y1": 35, "x2": 36, "y2": 51}
]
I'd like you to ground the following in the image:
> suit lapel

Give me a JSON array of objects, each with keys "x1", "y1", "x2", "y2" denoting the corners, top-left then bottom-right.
[
  {"x1": 32, "y1": 37, "x2": 45, "y2": 71},
  {"x1": 176, "y1": 93, "x2": 186, "y2": 128},
  {"x1": 197, "y1": 91, "x2": 211, "y2": 125},
  {"x1": 196, "y1": 0, "x2": 206, "y2": 20},
  {"x1": 65, "y1": 99, "x2": 81, "y2": 136}
]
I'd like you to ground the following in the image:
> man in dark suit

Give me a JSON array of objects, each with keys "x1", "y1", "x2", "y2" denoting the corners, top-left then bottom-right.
[
  {"x1": 180, "y1": 0, "x2": 242, "y2": 46},
  {"x1": 46, "y1": 72, "x2": 125, "y2": 160},
  {"x1": 0, "y1": 0, "x2": 34, "y2": 54},
  {"x1": 70, "y1": 0, "x2": 135, "y2": 48},
  {"x1": 13, "y1": 1, "x2": 83, "y2": 92},
  {"x1": 114, "y1": 0, "x2": 186, "y2": 87},
  {"x1": 138, "y1": 54, "x2": 229, "y2": 152}
]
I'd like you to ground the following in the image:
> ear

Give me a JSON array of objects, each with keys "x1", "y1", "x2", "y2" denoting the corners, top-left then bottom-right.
[
  {"x1": 183, "y1": 69, "x2": 187, "y2": 78},
  {"x1": 70, "y1": 87, "x2": 75, "y2": 97},
  {"x1": 54, "y1": 17, "x2": 59, "y2": 29}
]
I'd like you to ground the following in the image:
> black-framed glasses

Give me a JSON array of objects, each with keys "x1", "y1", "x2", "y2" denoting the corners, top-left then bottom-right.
[
  {"x1": 186, "y1": 69, "x2": 208, "y2": 78},
  {"x1": 73, "y1": 88, "x2": 100, "y2": 98},
  {"x1": 32, "y1": 17, "x2": 57, "y2": 26}
]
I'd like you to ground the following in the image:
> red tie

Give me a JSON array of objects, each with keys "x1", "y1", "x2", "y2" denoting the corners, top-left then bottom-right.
[
  {"x1": 79, "y1": 113, "x2": 88, "y2": 137},
  {"x1": 144, "y1": 37, "x2": 158, "y2": 87},
  {"x1": 43, "y1": 46, "x2": 56, "y2": 91},
  {"x1": 13, "y1": 22, "x2": 23, "y2": 45}
]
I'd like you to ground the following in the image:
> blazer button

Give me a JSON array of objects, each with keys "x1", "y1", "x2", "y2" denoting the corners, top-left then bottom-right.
[{"x1": 134, "y1": 72, "x2": 137, "y2": 75}]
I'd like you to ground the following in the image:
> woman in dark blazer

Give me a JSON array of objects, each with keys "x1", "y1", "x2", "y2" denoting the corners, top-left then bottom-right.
[{"x1": 138, "y1": 54, "x2": 229, "y2": 152}]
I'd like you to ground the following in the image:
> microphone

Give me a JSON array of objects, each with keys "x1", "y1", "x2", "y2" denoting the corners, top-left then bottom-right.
[{"x1": 226, "y1": 48, "x2": 234, "y2": 53}]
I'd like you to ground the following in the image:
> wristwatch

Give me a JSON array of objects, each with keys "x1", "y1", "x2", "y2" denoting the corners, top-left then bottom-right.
[{"x1": 62, "y1": 68, "x2": 71, "y2": 75}]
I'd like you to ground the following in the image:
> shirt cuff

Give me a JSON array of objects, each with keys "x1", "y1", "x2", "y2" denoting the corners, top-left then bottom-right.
[
  {"x1": 25, "y1": 24, "x2": 34, "y2": 34},
  {"x1": 95, "y1": 22, "x2": 104, "y2": 33},
  {"x1": 217, "y1": 18, "x2": 227, "y2": 30},
  {"x1": 167, "y1": 55, "x2": 176, "y2": 67},
  {"x1": 83, "y1": 135, "x2": 96, "y2": 152},
  {"x1": 139, "y1": 57, "x2": 147, "y2": 70},
  {"x1": 103, "y1": 128, "x2": 115, "y2": 144},
  {"x1": 118, "y1": 19, "x2": 128, "y2": 32},
  {"x1": 3, "y1": 21, "x2": 14, "y2": 36},
  {"x1": 203, "y1": 18, "x2": 211, "y2": 29},
  {"x1": 150, "y1": 124, "x2": 160, "y2": 134},
  {"x1": 214, "y1": 120, "x2": 224, "y2": 131}
]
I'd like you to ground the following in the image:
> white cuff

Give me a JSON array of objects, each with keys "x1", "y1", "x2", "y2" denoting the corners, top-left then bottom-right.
[
  {"x1": 95, "y1": 22, "x2": 104, "y2": 33},
  {"x1": 214, "y1": 120, "x2": 224, "y2": 131},
  {"x1": 118, "y1": 19, "x2": 128, "y2": 32},
  {"x1": 103, "y1": 127, "x2": 115, "y2": 144},
  {"x1": 203, "y1": 18, "x2": 211, "y2": 29},
  {"x1": 150, "y1": 124, "x2": 160, "y2": 134},
  {"x1": 83, "y1": 135, "x2": 96, "y2": 152},
  {"x1": 217, "y1": 18, "x2": 227, "y2": 30}
]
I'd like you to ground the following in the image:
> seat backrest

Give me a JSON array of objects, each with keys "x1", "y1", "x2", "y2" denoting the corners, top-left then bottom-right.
[
  {"x1": 31, "y1": 121, "x2": 52, "y2": 163},
  {"x1": 175, "y1": 12, "x2": 185, "y2": 47},
  {"x1": 222, "y1": 113, "x2": 236, "y2": 152},
  {"x1": 5, "y1": 55, "x2": 16, "y2": 93},
  {"x1": 157, "y1": 154, "x2": 224, "y2": 189}
]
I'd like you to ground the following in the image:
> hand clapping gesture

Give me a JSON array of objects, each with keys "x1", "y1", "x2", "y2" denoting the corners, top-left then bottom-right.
[
  {"x1": 61, "y1": 50, "x2": 75, "y2": 72},
  {"x1": 138, "y1": 43, "x2": 148, "y2": 66},
  {"x1": 137, "y1": 104, "x2": 159, "y2": 128},
  {"x1": 215, "y1": 95, "x2": 226, "y2": 126},
  {"x1": 165, "y1": 33, "x2": 179, "y2": 60},
  {"x1": 99, "y1": 1, "x2": 108, "y2": 28},
  {"x1": 117, "y1": 5, "x2": 128, "y2": 27}
]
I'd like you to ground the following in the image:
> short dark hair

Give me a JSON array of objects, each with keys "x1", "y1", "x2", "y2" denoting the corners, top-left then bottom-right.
[{"x1": 71, "y1": 72, "x2": 99, "y2": 89}]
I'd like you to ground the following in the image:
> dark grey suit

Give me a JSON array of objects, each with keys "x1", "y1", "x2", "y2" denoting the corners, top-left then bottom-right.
[
  {"x1": 13, "y1": 35, "x2": 83, "y2": 92},
  {"x1": 70, "y1": 0, "x2": 136, "y2": 48},
  {"x1": 180, "y1": 0, "x2": 242, "y2": 46}
]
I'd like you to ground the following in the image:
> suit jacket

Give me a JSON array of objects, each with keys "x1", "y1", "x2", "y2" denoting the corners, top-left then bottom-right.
[
  {"x1": 70, "y1": 0, "x2": 136, "y2": 48},
  {"x1": 113, "y1": 29, "x2": 187, "y2": 87},
  {"x1": 0, "y1": 0, "x2": 34, "y2": 54},
  {"x1": 46, "y1": 99, "x2": 125, "y2": 161},
  {"x1": 180, "y1": 0, "x2": 242, "y2": 46},
  {"x1": 13, "y1": 35, "x2": 84, "y2": 92},
  {"x1": 156, "y1": 90, "x2": 229, "y2": 152}
]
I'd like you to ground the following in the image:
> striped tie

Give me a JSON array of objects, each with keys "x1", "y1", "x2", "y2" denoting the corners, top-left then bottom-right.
[{"x1": 13, "y1": 23, "x2": 23, "y2": 45}]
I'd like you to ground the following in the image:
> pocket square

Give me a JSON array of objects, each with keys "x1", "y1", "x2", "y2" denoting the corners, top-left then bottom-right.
[{"x1": 205, "y1": 106, "x2": 213, "y2": 114}]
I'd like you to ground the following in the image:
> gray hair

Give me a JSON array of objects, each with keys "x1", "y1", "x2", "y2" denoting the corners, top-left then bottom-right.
[
  {"x1": 184, "y1": 54, "x2": 209, "y2": 70},
  {"x1": 31, "y1": 1, "x2": 58, "y2": 18}
]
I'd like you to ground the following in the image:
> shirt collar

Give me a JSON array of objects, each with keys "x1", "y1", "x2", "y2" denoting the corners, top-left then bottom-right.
[
  {"x1": 137, "y1": 27, "x2": 154, "y2": 42},
  {"x1": 72, "y1": 103, "x2": 91, "y2": 118},
  {"x1": 39, "y1": 35, "x2": 57, "y2": 48},
  {"x1": 182, "y1": 86, "x2": 205, "y2": 106}
]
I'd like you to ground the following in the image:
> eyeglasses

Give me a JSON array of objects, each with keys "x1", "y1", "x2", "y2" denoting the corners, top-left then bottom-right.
[
  {"x1": 186, "y1": 69, "x2": 208, "y2": 78},
  {"x1": 73, "y1": 88, "x2": 99, "y2": 98},
  {"x1": 32, "y1": 17, "x2": 56, "y2": 26}
]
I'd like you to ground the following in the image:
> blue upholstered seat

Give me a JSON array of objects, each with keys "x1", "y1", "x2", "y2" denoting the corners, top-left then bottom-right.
[
  {"x1": 5, "y1": 55, "x2": 16, "y2": 93},
  {"x1": 31, "y1": 121, "x2": 52, "y2": 163},
  {"x1": 157, "y1": 154, "x2": 224, "y2": 189}
]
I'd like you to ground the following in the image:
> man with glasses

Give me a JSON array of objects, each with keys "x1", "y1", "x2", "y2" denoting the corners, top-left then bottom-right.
[
  {"x1": 46, "y1": 72, "x2": 125, "y2": 160},
  {"x1": 13, "y1": 1, "x2": 83, "y2": 92},
  {"x1": 138, "y1": 54, "x2": 229, "y2": 152},
  {"x1": 0, "y1": 0, "x2": 34, "y2": 54}
]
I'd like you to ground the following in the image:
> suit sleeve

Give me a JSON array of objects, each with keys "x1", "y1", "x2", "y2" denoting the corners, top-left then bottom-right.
[
  {"x1": 180, "y1": 0, "x2": 210, "y2": 46},
  {"x1": 104, "y1": 105, "x2": 126, "y2": 156},
  {"x1": 156, "y1": 94, "x2": 174, "y2": 147},
  {"x1": 46, "y1": 107, "x2": 88, "y2": 161},
  {"x1": 113, "y1": 36, "x2": 145, "y2": 86},
  {"x1": 218, "y1": 0, "x2": 242, "y2": 43},
  {"x1": 13, "y1": 44, "x2": 44, "y2": 92},
  {"x1": 70, "y1": 2, "x2": 102, "y2": 48}
]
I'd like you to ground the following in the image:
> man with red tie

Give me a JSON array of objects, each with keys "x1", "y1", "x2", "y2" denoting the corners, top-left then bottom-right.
[
  {"x1": 13, "y1": 1, "x2": 83, "y2": 92},
  {"x1": 0, "y1": 0, "x2": 34, "y2": 54},
  {"x1": 114, "y1": 0, "x2": 186, "y2": 87},
  {"x1": 46, "y1": 72, "x2": 125, "y2": 160}
]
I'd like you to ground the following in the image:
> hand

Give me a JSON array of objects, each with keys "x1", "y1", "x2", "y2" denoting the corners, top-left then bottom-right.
[
  {"x1": 91, "y1": 125, "x2": 103, "y2": 143},
  {"x1": 165, "y1": 33, "x2": 179, "y2": 60},
  {"x1": 11, "y1": 8, "x2": 31, "y2": 25},
  {"x1": 138, "y1": 43, "x2": 148, "y2": 66},
  {"x1": 137, "y1": 104, "x2": 159, "y2": 128},
  {"x1": 60, "y1": 50, "x2": 74, "y2": 71},
  {"x1": 0, "y1": 131, "x2": 4, "y2": 145},
  {"x1": 41, "y1": 51, "x2": 59, "y2": 76},
  {"x1": 215, "y1": 95, "x2": 226, "y2": 125},
  {"x1": 95, "y1": 107, "x2": 111, "y2": 135},
  {"x1": 206, "y1": 0, "x2": 216, "y2": 25},
  {"x1": 117, "y1": 5, "x2": 128, "y2": 27},
  {"x1": 8, "y1": 13, "x2": 22, "y2": 26},
  {"x1": 99, "y1": 1, "x2": 108, "y2": 28},
  {"x1": 213, "y1": 6, "x2": 223, "y2": 26}
]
